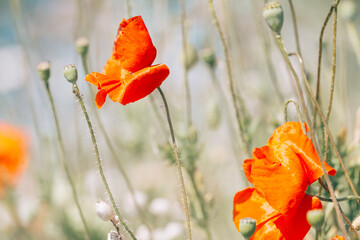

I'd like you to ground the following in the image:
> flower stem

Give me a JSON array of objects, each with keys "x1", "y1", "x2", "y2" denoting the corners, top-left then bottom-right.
[
  {"x1": 208, "y1": 0, "x2": 251, "y2": 157},
  {"x1": 72, "y1": 83, "x2": 137, "y2": 240},
  {"x1": 157, "y1": 86, "x2": 192, "y2": 240},
  {"x1": 275, "y1": 34, "x2": 348, "y2": 239},
  {"x1": 314, "y1": 195, "x2": 360, "y2": 202},
  {"x1": 43, "y1": 82, "x2": 91, "y2": 240},
  {"x1": 283, "y1": 99, "x2": 305, "y2": 133},
  {"x1": 288, "y1": 0, "x2": 302, "y2": 57},
  {"x1": 180, "y1": 0, "x2": 192, "y2": 127}
]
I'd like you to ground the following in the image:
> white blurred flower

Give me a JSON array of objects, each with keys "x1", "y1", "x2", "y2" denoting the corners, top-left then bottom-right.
[
  {"x1": 0, "y1": 45, "x2": 26, "y2": 93},
  {"x1": 153, "y1": 222, "x2": 183, "y2": 240},
  {"x1": 149, "y1": 197, "x2": 171, "y2": 215},
  {"x1": 136, "y1": 225, "x2": 151, "y2": 240},
  {"x1": 95, "y1": 200, "x2": 115, "y2": 221},
  {"x1": 123, "y1": 191, "x2": 147, "y2": 216}
]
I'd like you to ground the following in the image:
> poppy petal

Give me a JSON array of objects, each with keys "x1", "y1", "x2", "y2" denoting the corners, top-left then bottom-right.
[
  {"x1": 113, "y1": 16, "x2": 157, "y2": 72},
  {"x1": 95, "y1": 89, "x2": 107, "y2": 109},
  {"x1": 117, "y1": 64, "x2": 170, "y2": 105},
  {"x1": 268, "y1": 122, "x2": 336, "y2": 183},
  {"x1": 233, "y1": 188, "x2": 281, "y2": 231},
  {"x1": 248, "y1": 145, "x2": 308, "y2": 220},
  {"x1": 85, "y1": 72, "x2": 99, "y2": 86}
]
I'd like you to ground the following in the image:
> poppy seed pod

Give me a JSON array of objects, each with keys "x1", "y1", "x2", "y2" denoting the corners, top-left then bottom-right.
[
  {"x1": 263, "y1": 1, "x2": 284, "y2": 34},
  {"x1": 76, "y1": 37, "x2": 89, "y2": 57},
  {"x1": 95, "y1": 200, "x2": 115, "y2": 222},
  {"x1": 306, "y1": 209, "x2": 325, "y2": 230},
  {"x1": 63, "y1": 64, "x2": 78, "y2": 83},
  {"x1": 239, "y1": 217, "x2": 256, "y2": 240},
  {"x1": 37, "y1": 61, "x2": 51, "y2": 82},
  {"x1": 201, "y1": 48, "x2": 216, "y2": 69}
]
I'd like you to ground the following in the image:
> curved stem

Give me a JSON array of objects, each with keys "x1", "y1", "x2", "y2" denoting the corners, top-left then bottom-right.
[
  {"x1": 180, "y1": 0, "x2": 192, "y2": 127},
  {"x1": 208, "y1": 0, "x2": 251, "y2": 157},
  {"x1": 288, "y1": 0, "x2": 302, "y2": 57},
  {"x1": 81, "y1": 55, "x2": 152, "y2": 236},
  {"x1": 283, "y1": 99, "x2": 305, "y2": 133},
  {"x1": 43, "y1": 82, "x2": 91, "y2": 240},
  {"x1": 275, "y1": 35, "x2": 348, "y2": 239},
  {"x1": 313, "y1": 3, "x2": 338, "y2": 129},
  {"x1": 157, "y1": 87, "x2": 192, "y2": 240},
  {"x1": 73, "y1": 83, "x2": 137, "y2": 240}
]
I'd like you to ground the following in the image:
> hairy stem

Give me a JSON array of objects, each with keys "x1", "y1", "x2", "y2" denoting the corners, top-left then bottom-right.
[
  {"x1": 157, "y1": 87, "x2": 192, "y2": 240},
  {"x1": 43, "y1": 82, "x2": 91, "y2": 240},
  {"x1": 73, "y1": 83, "x2": 137, "y2": 240}
]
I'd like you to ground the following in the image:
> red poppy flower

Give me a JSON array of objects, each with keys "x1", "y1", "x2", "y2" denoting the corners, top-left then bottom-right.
[
  {"x1": 0, "y1": 122, "x2": 28, "y2": 195},
  {"x1": 233, "y1": 122, "x2": 336, "y2": 239},
  {"x1": 85, "y1": 16, "x2": 170, "y2": 108},
  {"x1": 330, "y1": 236, "x2": 345, "y2": 240}
]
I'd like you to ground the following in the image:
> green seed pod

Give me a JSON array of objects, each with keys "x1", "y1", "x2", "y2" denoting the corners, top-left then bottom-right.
[
  {"x1": 37, "y1": 61, "x2": 51, "y2": 82},
  {"x1": 263, "y1": 1, "x2": 284, "y2": 35},
  {"x1": 63, "y1": 64, "x2": 78, "y2": 83},
  {"x1": 75, "y1": 37, "x2": 89, "y2": 57},
  {"x1": 306, "y1": 209, "x2": 325, "y2": 230},
  {"x1": 340, "y1": 1, "x2": 356, "y2": 21},
  {"x1": 239, "y1": 217, "x2": 256, "y2": 240},
  {"x1": 182, "y1": 43, "x2": 198, "y2": 70},
  {"x1": 201, "y1": 48, "x2": 216, "y2": 69}
]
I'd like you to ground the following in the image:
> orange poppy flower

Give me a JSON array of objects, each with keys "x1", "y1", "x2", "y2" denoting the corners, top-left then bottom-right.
[
  {"x1": 85, "y1": 16, "x2": 170, "y2": 108},
  {"x1": 330, "y1": 236, "x2": 345, "y2": 240},
  {"x1": 0, "y1": 122, "x2": 28, "y2": 195},
  {"x1": 233, "y1": 122, "x2": 336, "y2": 239}
]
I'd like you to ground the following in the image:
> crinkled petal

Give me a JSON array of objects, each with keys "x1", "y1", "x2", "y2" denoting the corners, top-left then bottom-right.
[
  {"x1": 95, "y1": 89, "x2": 107, "y2": 109},
  {"x1": 268, "y1": 122, "x2": 336, "y2": 183},
  {"x1": 330, "y1": 235, "x2": 345, "y2": 240},
  {"x1": 113, "y1": 16, "x2": 157, "y2": 72},
  {"x1": 118, "y1": 64, "x2": 169, "y2": 105},
  {"x1": 233, "y1": 188, "x2": 280, "y2": 232}
]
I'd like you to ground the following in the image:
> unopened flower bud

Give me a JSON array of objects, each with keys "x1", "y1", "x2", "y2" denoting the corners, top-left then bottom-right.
[
  {"x1": 96, "y1": 200, "x2": 115, "y2": 222},
  {"x1": 263, "y1": 1, "x2": 284, "y2": 35},
  {"x1": 306, "y1": 209, "x2": 325, "y2": 230},
  {"x1": 239, "y1": 217, "x2": 256, "y2": 240},
  {"x1": 206, "y1": 100, "x2": 221, "y2": 130},
  {"x1": 340, "y1": 1, "x2": 356, "y2": 21},
  {"x1": 63, "y1": 64, "x2": 78, "y2": 83},
  {"x1": 37, "y1": 61, "x2": 51, "y2": 82},
  {"x1": 351, "y1": 215, "x2": 360, "y2": 232},
  {"x1": 201, "y1": 48, "x2": 216, "y2": 69},
  {"x1": 182, "y1": 43, "x2": 198, "y2": 70},
  {"x1": 108, "y1": 230, "x2": 125, "y2": 240},
  {"x1": 76, "y1": 37, "x2": 89, "y2": 57}
]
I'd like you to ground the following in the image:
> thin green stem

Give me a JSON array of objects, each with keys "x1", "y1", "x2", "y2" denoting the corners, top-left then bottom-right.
[
  {"x1": 126, "y1": 0, "x2": 132, "y2": 18},
  {"x1": 313, "y1": 3, "x2": 338, "y2": 129},
  {"x1": 283, "y1": 99, "x2": 305, "y2": 132},
  {"x1": 275, "y1": 35, "x2": 348, "y2": 239},
  {"x1": 288, "y1": 0, "x2": 302, "y2": 57},
  {"x1": 313, "y1": 195, "x2": 360, "y2": 202},
  {"x1": 180, "y1": 0, "x2": 192, "y2": 127},
  {"x1": 81, "y1": 54, "x2": 152, "y2": 236},
  {"x1": 43, "y1": 82, "x2": 91, "y2": 240},
  {"x1": 73, "y1": 83, "x2": 137, "y2": 240},
  {"x1": 188, "y1": 170, "x2": 212, "y2": 240},
  {"x1": 208, "y1": 0, "x2": 251, "y2": 157},
  {"x1": 157, "y1": 87, "x2": 192, "y2": 240}
]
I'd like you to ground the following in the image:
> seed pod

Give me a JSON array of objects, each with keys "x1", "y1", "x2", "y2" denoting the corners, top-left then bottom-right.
[
  {"x1": 306, "y1": 209, "x2": 325, "y2": 230},
  {"x1": 37, "y1": 61, "x2": 51, "y2": 82},
  {"x1": 239, "y1": 217, "x2": 256, "y2": 240},
  {"x1": 75, "y1": 37, "x2": 90, "y2": 57},
  {"x1": 263, "y1": 1, "x2": 284, "y2": 35},
  {"x1": 63, "y1": 64, "x2": 78, "y2": 83}
]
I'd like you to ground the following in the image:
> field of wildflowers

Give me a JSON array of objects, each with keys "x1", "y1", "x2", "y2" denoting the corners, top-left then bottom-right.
[{"x1": 1, "y1": 0, "x2": 360, "y2": 239}]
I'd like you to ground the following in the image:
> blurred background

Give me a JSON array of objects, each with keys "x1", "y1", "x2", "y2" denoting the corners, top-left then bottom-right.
[{"x1": 1, "y1": 0, "x2": 360, "y2": 239}]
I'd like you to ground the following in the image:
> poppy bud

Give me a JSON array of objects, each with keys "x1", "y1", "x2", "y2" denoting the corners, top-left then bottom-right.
[
  {"x1": 182, "y1": 43, "x2": 198, "y2": 70},
  {"x1": 351, "y1": 215, "x2": 360, "y2": 232},
  {"x1": 63, "y1": 64, "x2": 78, "y2": 83},
  {"x1": 95, "y1": 200, "x2": 115, "y2": 222},
  {"x1": 201, "y1": 48, "x2": 216, "y2": 69},
  {"x1": 239, "y1": 217, "x2": 256, "y2": 240},
  {"x1": 340, "y1": 1, "x2": 356, "y2": 21},
  {"x1": 263, "y1": 1, "x2": 284, "y2": 35},
  {"x1": 306, "y1": 209, "x2": 325, "y2": 230},
  {"x1": 37, "y1": 61, "x2": 51, "y2": 82},
  {"x1": 107, "y1": 230, "x2": 125, "y2": 240},
  {"x1": 76, "y1": 37, "x2": 89, "y2": 57}
]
